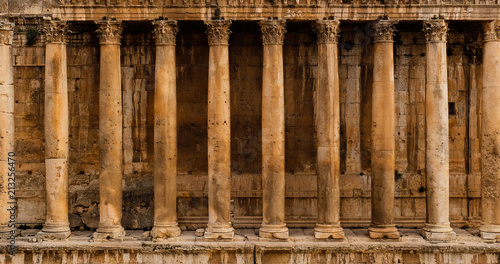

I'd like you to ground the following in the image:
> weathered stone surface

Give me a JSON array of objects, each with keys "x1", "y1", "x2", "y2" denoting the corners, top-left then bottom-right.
[
  {"x1": 259, "y1": 19, "x2": 289, "y2": 239},
  {"x1": 421, "y1": 19, "x2": 456, "y2": 242},
  {"x1": 93, "y1": 20, "x2": 125, "y2": 240},
  {"x1": 0, "y1": 20, "x2": 14, "y2": 235},
  {"x1": 369, "y1": 19, "x2": 399, "y2": 240},
  {"x1": 312, "y1": 19, "x2": 344, "y2": 240},
  {"x1": 1, "y1": 228, "x2": 500, "y2": 264},
  {"x1": 480, "y1": 20, "x2": 500, "y2": 242},
  {"x1": 151, "y1": 20, "x2": 181, "y2": 239},
  {"x1": 204, "y1": 19, "x2": 234, "y2": 239},
  {"x1": 0, "y1": 5, "x2": 495, "y2": 259},
  {"x1": 3, "y1": 21, "x2": 485, "y2": 229}
]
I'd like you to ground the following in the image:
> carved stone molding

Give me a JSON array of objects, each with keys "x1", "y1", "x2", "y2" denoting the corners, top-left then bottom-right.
[
  {"x1": 373, "y1": 20, "x2": 397, "y2": 43},
  {"x1": 259, "y1": 19, "x2": 286, "y2": 45},
  {"x1": 0, "y1": 21, "x2": 14, "y2": 45},
  {"x1": 205, "y1": 20, "x2": 232, "y2": 46},
  {"x1": 483, "y1": 21, "x2": 500, "y2": 42},
  {"x1": 42, "y1": 19, "x2": 68, "y2": 44},
  {"x1": 95, "y1": 20, "x2": 123, "y2": 44},
  {"x1": 152, "y1": 20, "x2": 178, "y2": 46},
  {"x1": 313, "y1": 20, "x2": 340, "y2": 44},
  {"x1": 423, "y1": 19, "x2": 448, "y2": 43}
]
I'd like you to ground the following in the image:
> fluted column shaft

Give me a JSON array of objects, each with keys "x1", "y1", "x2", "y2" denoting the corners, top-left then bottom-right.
[
  {"x1": 259, "y1": 19, "x2": 289, "y2": 239},
  {"x1": 480, "y1": 20, "x2": 500, "y2": 242},
  {"x1": 421, "y1": 19, "x2": 456, "y2": 242},
  {"x1": 204, "y1": 20, "x2": 234, "y2": 239},
  {"x1": 312, "y1": 20, "x2": 344, "y2": 240},
  {"x1": 93, "y1": 20, "x2": 125, "y2": 240},
  {"x1": 369, "y1": 20, "x2": 399, "y2": 240},
  {"x1": 0, "y1": 21, "x2": 14, "y2": 235},
  {"x1": 38, "y1": 19, "x2": 71, "y2": 240},
  {"x1": 151, "y1": 20, "x2": 181, "y2": 239}
]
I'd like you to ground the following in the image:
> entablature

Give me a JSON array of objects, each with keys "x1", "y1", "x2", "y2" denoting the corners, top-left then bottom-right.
[{"x1": 2, "y1": 0, "x2": 500, "y2": 22}]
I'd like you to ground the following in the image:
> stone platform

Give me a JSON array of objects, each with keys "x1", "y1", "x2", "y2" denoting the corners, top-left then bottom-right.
[{"x1": 0, "y1": 228, "x2": 499, "y2": 264}]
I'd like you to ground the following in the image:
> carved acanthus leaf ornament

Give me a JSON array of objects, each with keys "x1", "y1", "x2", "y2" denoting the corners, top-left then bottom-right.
[
  {"x1": 205, "y1": 20, "x2": 232, "y2": 46},
  {"x1": 42, "y1": 19, "x2": 68, "y2": 43},
  {"x1": 373, "y1": 20, "x2": 397, "y2": 43},
  {"x1": 313, "y1": 20, "x2": 340, "y2": 44},
  {"x1": 423, "y1": 19, "x2": 448, "y2": 43},
  {"x1": 152, "y1": 20, "x2": 178, "y2": 45},
  {"x1": 95, "y1": 20, "x2": 123, "y2": 44},
  {"x1": 0, "y1": 21, "x2": 14, "y2": 45},
  {"x1": 259, "y1": 19, "x2": 286, "y2": 45},
  {"x1": 483, "y1": 21, "x2": 500, "y2": 42}
]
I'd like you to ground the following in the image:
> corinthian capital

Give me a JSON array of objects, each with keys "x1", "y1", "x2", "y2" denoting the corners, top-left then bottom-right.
[
  {"x1": 205, "y1": 20, "x2": 231, "y2": 46},
  {"x1": 313, "y1": 20, "x2": 340, "y2": 44},
  {"x1": 259, "y1": 19, "x2": 286, "y2": 45},
  {"x1": 0, "y1": 21, "x2": 14, "y2": 45},
  {"x1": 373, "y1": 20, "x2": 397, "y2": 43},
  {"x1": 152, "y1": 20, "x2": 178, "y2": 46},
  {"x1": 42, "y1": 19, "x2": 68, "y2": 44},
  {"x1": 95, "y1": 20, "x2": 123, "y2": 45},
  {"x1": 483, "y1": 21, "x2": 500, "y2": 42},
  {"x1": 423, "y1": 19, "x2": 448, "y2": 43}
]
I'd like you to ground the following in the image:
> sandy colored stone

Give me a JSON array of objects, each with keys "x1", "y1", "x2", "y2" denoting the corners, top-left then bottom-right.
[
  {"x1": 421, "y1": 20, "x2": 456, "y2": 242},
  {"x1": 94, "y1": 20, "x2": 125, "y2": 240},
  {"x1": 259, "y1": 20, "x2": 288, "y2": 239},
  {"x1": 151, "y1": 20, "x2": 182, "y2": 239},
  {"x1": 480, "y1": 21, "x2": 500, "y2": 242},
  {"x1": 369, "y1": 20, "x2": 399, "y2": 240},
  {"x1": 0, "y1": 21, "x2": 14, "y2": 234},
  {"x1": 312, "y1": 20, "x2": 344, "y2": 240},
  {"x1": 204, "y1": 20, "x2": 234, "y2": 239}
]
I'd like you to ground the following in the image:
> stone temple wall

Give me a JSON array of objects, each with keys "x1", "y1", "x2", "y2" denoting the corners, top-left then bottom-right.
[{"x1": 10, "y1": 18, "x2": 482, "y2": 230}]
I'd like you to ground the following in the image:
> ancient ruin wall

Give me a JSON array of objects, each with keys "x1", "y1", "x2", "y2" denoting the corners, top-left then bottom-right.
[{"x1": 9, "y1": 17, "x2": 482, "y2": 230}]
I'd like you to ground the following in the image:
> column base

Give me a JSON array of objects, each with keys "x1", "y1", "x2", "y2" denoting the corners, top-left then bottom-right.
[
  {"x1": 93, "y1": 225, "x2": 126, "y2": 241},
  {"x1": 421, "y1": 223, "x2": 456, "y2": 242},
  {"x1": 36, "y1": 230, "x2": 71, "y2": 240},
  {"x1": 151, "y1": 223, "x2": 182, "y2": 239},
  {"x1": 204, "y1": 223, "x2": 234, "y2": 239},
  {"x1": 0, "y1": 225, "x2": 10, "y2": 233},
  {"x1": 368, "y1": 224, "x2": 400, "y2": 239},
  {"x1": 314, "y1": 224, "x2": 345, "y2": 239},
  {"x1": 259, "y1": 224, "x2": 289, "y2": 239},
  {"x1": 479, "y1": 225, "x2": 500, "y2": 242},
  {"x1": 36, "y1": 223, "x2": 71, "y2": 240},
  {"x1": 0, "y1": 225, "x2": 14, "y2": 240}
]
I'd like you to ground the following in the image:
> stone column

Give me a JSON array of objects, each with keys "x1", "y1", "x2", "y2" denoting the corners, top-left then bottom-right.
[
  {"x1": 93, "y1": 20, "x2": 125, "y2": 240},
  {"x1": 37, "y1": 19, "x2": 71, "y2": 240},
  {"x1": 369, "y1": 20, "x2": 399, "y2": 240},
  {"x1": 150, "y1": 20, "x2": 181, "y2": 239},
  {"x1": 204, "y1": 20, "x2": 234, "y2": 239},
  {"x1": 0, "y1": 21, "x2": 14, "y2": 237},
  {"x1": 421, "y1": 19, "x2": 456, "y2": 242},
  {"x1": 312, "y1": 20, "x2": 344, "y2": 240},
  {"x1": 258, "y1": 19, "x2": 289, "y2": 239},
  {"x1": 480, "y1": 20, "x2": 500, "y2": 242}
]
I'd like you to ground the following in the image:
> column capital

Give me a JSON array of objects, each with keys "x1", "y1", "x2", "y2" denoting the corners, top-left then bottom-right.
[
  {"x1": 423, "y1": 19, "x2": 448, "y2": 43},
  {"x1": 465, "y1": 42, "x2": 483, "y2": 65},
  {"x1": 313, "y1": 20, "x2": 340, "y2": 44},
  {"x1": 95, "y1": 20, "x2": 123, "y2": 45},
  {"x1": 373, "y1": 20, "x2": 397, "y2": 43},
  {"x1": 205, "y1": 20, "x2": 231, "y2": 46},
  {"x1": 259, "y1": 19, "x2": 286, "y2": 45},
  {"x1": 42, "y1": 19, "x2": 67, "y2": 44},
  {"x1": 0, "y1": 21, "x2": 15, "y2": 45},
  {"x1": 483, "y1": 21, "x2": 500, "y2": 42},
  {"x1": 152, "y1": 20, "x2": 178, "y2": 46}
]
